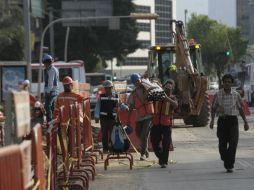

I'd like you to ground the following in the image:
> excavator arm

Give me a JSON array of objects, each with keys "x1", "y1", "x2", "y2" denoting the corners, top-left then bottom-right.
[
  {"x1": 171, "y1": 20, "x2": 208, "y2": 116},
  {"x1": 171, "y1": 20, "x2": 195, "y2": 74}
]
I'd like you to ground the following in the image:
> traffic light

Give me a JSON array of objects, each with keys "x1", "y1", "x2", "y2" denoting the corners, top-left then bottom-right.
[{"x1": 225, "y1": 51, "x2": 230, "y2": 56}]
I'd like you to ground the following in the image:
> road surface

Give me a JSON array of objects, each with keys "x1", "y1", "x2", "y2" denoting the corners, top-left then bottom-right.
[{"x1": 90, "y1": 111, "x2": 254, "y2": 190}]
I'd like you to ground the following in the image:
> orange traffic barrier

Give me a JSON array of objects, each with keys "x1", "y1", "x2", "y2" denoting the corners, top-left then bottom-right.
[
  {"x1": 57, "y1": 104, "x2": 89, "y2": 190},
  {"x1": 71, "y1": 103, "x2": 95, "y2": 181},
  {"x1": 0, "y1": 145, "x2": 25, "y2": 190},
  {"x1": 118, "y1": 109, "x2": 153, "y2": 152},
  {"x1": 243, "y1": 99, "x2": 251, "y2": 116},
  {"x1": 82, "y1": 99, "x2": 93, "y2": 151},
  {"x1": 82, "y1": 99, "x2": 103, "y2": 161},
  {"x1": 46, "y1": 120, "x2": 58, "y2": 190},
  {"x1": 32, "y1": 124, "x2": 45, "y2": 190}
]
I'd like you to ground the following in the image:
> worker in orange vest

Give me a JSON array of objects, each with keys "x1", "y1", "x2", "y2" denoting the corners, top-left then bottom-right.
[
  {"x1": 127, "y1": 73, "x2": 154, "y2": 161},
  {"x1": 151, "y1": 79, "x2": 178, "y2": 168},
  {"x1": 53, "y1": 76, "x2": 85, "y2": 124}
]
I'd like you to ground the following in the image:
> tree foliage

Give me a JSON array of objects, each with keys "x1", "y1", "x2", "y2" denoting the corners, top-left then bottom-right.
[
  {"x1": 187, "y1": 14, "x2": 248, "y2": 83},
  {"x1": 0, "y1": 7, "x2": 24, "y2": 60},
  {"x1": 46, "y1": 0, "x2": 139, "y2": 72}
]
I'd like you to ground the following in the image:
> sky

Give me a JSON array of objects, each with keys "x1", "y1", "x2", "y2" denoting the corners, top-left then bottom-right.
[{"x1": 175, "y1": 0, "x2": 208, "y2": 22}]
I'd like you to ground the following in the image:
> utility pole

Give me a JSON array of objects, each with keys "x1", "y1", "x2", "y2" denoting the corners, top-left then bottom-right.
[
  {"x1": 64, "y1": 27, "x2": 70, "y2": 62},
  {"x1": 111, "y1": 59, "x2": 113, "y2": 78},
  {"x1": 23, "y1": 0, "x2": 32, "y2": 84},
  {"x1": 49, "y1": 7, "x2": 55, "y2": 57}
]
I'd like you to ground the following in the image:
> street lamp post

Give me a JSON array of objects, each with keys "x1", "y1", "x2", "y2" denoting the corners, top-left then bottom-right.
[
  {"x1": 23, "y1": 0, "x2": 32, "y2": 85},
  {"x1": 37, "y1": 13, "x2": 158, "y2": 99},
  {"x1": 184, "y1": 9, "x2": 188, "y2": 26}
]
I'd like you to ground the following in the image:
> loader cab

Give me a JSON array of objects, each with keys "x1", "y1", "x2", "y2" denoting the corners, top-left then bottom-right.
[{"x1": 148, "y1": 42, "x2": 203, "y2": 84}]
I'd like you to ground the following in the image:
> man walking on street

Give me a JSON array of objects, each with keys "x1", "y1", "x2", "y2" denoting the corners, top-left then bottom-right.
[
  {"x1": 43, "y1": 54, "x2": 59, "y2": 123},
  {"x1": 151, "y1": 79, "x2": 178, "y2": 168},
  {"x1": 127, "y1": 73, "x2": 154, "y2": 160},
  {"x1": 210, "y1": 74, "x2": 249, "y2": 173}
]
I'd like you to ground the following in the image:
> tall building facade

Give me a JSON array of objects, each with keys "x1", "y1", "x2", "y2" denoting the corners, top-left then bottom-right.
[
  {"x1": 250, "y1": 0, "x2": 254, "y2": 44},
  {"x1": 237, "y1": 0, "x2": 249, "y2": 41},
  {"x1": 125, "y1": 0, "x2": 173, "y2": 66},
  {"x1": 155, "y1": 0, "x2": 172, "y2": 44},
  {"x1": 237, "y1": 0, "x2": 254, "y2": 63},
  {"x1": 57, "y1": 0, "x2": 173, "y2": 76}
]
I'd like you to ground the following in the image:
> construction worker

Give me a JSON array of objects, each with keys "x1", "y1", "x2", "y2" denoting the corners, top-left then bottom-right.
[
  {"x1": 127, "y1": 73, "x2": 154, "y2": 160},
  {"x1": 151, "y1": 79, "x2": 178, "y2": 168},
  {"x1": 53, "y1": 76, "x2": 84, "y2": 124},
  {"x1": 43, "y1": 54, "x2": 59, "y2": 123},
  {"x1": 19, "y1": 79, "x2": 36, "y2": 107},
  {"x1": 94, "y1": 80, "x2": 128, "y2": 153}
]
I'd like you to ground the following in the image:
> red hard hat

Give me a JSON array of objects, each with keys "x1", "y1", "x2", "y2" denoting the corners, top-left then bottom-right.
[{"x1": 62, "y1": 76, "x2": 73, "y2": 85}]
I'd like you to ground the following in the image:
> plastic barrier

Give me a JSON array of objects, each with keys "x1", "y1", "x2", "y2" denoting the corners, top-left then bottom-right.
[
  {"x1": 46, "y1": 120, "x2": 58, "y2": 190},
  {"x1": 118, "y1": 109, "x2": 153, "y2": 151},
  {"x1": 243, "y1": 99, "x2": 251, "y2": 116},
  {"x1": 32, "y1": 124, "x2": 45, "y2": 190},
  {"x1": 82, "y1": 99, "x2": 93, "y2": 151},
  {"x1": 71, "y1": 103, "x2": 95, "y2": 181},
  {"x1": 0, "y1": 145, "x2": 25, "y2": 190},
  {"x1": 57, "y1": 105, "x2": 89, "y2": 190}
]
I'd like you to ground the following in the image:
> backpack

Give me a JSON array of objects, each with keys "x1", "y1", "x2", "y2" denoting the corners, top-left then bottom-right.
[{"x1": 111, "y1": 122, "x2": 130, "y2": 153}]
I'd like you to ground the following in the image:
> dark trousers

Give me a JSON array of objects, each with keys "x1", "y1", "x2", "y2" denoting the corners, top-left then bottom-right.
[
  {"x1": 150, "y1": 125, "x2": 172, "y2": 165},
  {"x1": 217, "y1": 116, "x2": 239, "y2": 169},
  {"x1": 45, "y1": 94, "x2": 57, "y2": 123},
  {"x1": 136, "y1": 119, "x2": 152, "y2": 155},
  {"x1": 100, "y1": 118, "x2": 115, "y2": 151}
]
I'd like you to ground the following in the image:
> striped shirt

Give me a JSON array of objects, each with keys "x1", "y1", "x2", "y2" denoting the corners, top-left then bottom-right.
[{"x1": 212, "y1": 89, "x2": 243, "y2": 116}]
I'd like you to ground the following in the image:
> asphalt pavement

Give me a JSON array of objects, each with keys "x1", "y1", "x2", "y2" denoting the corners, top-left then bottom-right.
[{"x1": 90, "y1": 109, "x2": 254, "y2": 190}]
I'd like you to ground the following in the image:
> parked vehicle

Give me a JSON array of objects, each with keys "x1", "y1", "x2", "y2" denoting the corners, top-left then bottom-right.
[
  {"x1": 86, "y1": 73, "x2": 111, "y2": 89},
  {"x1": 31, "y1": 60, "x2": 86, "y2": 97},
  {"x1": 208, "y1": 81, "x2": 219, "y2": 90},
  {"x1": 243, "y1": 63, "x2": 254, "y2": 105}
]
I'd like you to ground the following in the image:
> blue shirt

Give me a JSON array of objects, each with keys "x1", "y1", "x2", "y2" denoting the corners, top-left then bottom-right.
[{"x1": 44, "y1": 64, "x2": 59, "y2": 94}]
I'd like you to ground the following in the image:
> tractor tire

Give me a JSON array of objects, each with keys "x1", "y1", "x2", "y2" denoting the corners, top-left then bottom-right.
[{"x1": 183, "y1": 94, "x2": 210, "y2": 127}]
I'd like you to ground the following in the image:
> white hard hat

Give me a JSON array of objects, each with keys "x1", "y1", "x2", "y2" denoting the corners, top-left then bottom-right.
[
  {"x1": 22, "y1": 79, "x2": 30, "y2": 86},
  {"x1": 34, "y1": 101, "x2": 42, "y2": 108},
  {"x1": 103, "y1": 80, "x2": 113, "y2": 88}
]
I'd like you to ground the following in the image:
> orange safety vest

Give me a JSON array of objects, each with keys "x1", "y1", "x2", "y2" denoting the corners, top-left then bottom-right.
[
  {"x1": 153, "y1": 100, "x2": 172, "y2": 126},
  {"x1": 132, "y1": 90, "x2": 154, "y2": 118}
]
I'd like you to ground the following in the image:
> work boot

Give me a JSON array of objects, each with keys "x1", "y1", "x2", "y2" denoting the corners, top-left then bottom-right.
[
  {"x1": 140, "y1": 154, "x2": 145, "y2": 161},
  {"x1": 145, "y1": 150, "x2": 149, "y2": 158},
  {"x1": 226, "y1": 168, "x2": 234, "y2": 173}
]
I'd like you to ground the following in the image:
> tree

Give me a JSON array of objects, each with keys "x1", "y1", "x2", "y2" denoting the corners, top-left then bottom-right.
[
  {"x1": 0, "y1": 7, "x2": 24, "y2": 60},
  {"x1": 187, "y1": 14, "x2": 248, "y2": 84},
  {"x1": 45, "y1": 0, "x2": 139, "y2": 72}
]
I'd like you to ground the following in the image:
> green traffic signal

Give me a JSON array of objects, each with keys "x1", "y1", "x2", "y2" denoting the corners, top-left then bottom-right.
[{"x1": 225, "y1": 51, "x2": 230, "y2": 56}]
